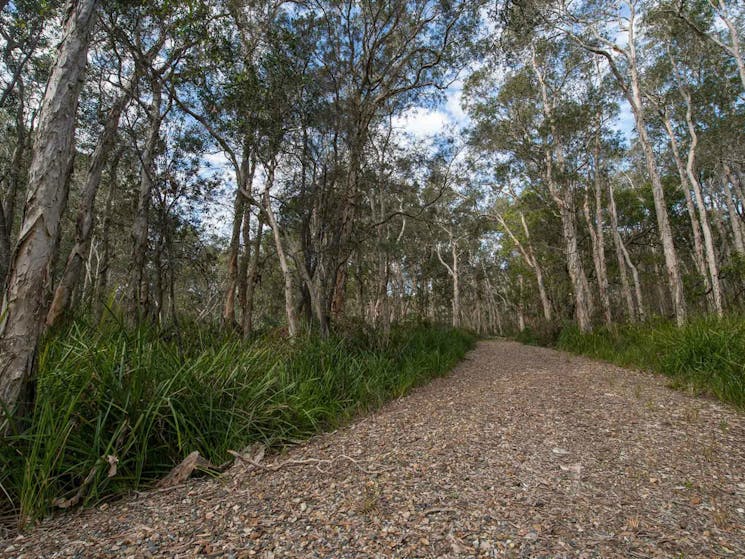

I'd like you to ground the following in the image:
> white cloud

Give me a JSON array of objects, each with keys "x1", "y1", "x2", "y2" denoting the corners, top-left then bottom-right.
[
  {"x1": 392, "y1": 106, "x2": 450, "y2": 138},
  {"x1": 610, "y1": 100, "x2": 635, "y2": 144},
  {"x1": 392, "y1": 80, "x2": 470, "y2": 141},
  {"x1": 444, "y1": 79, "x2": 469, "y2": 125}
]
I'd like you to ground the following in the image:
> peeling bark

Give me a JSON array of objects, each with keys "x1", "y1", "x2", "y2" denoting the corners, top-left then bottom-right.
[{"x1": 0, "y1": 0, "x2": 98, "y2": 424}]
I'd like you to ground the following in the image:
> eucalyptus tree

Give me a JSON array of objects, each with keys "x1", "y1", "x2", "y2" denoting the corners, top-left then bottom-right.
[
  {"x1": 0, "y1": 0, "x2": 59, "y2": 284},
  {"x1": 544, "y1": 0, "x2": 688, "y2": 325},
  {"x1": 465, "y1": 35, "x2": 600, "y2": 331},
  {"x1": 293, "y1": 0, "x2": 478, "y2": 326},
  {"x1": 45, "y1": 27, "x2": 147, "y2": 326},
  {"x1": 0, "y1": 0, "x2": 98, "y2": 426}
]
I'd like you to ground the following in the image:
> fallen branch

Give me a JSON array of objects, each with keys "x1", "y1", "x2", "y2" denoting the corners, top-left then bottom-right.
[
  {"x1": 423, "y1": 507, "x2": 457, "y2": 515},
  {"x1": 228, "y1": 450, "x2": 393, "y2": 475},
  {"x1": 157, "y1": 451, "x2": 214, "y2": 489}
]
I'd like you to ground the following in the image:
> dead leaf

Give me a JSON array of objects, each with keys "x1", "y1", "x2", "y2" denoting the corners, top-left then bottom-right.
[{"x1": 447, "y1": 532, "x2": 467, "y2": 553}]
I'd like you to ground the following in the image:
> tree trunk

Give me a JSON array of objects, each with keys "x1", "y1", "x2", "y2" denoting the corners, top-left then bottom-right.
[
  {"x1": 661, "y1": 112, "x2": 709, "y2": 297},
  {"x1": 153, "y1": 220, "x2": 164, "y2": 322},
  {"x1": 93, "y1": 151, "x2": 120, "y2": 323},
  {"x1": 607, "y1": 182, "x2": 638, "y2": 321},
  {"x1": 242, "y1": 215, "x2": 263, "y2": 338},
  {"x1": 223, "y1": 191, "x2": 244, "y2": 328},
  {"x1": 435, "y1": 231, "x2": 461, "y2": 329},
  {"x1": 225, "y1": 151, "x2": 253, "y2": 328},
  {"x1": 263, "y1": 165, "x2": 299, "y2": 338},
  {"x1": 627, "y1": 32, "x2": 686, "y2": 324},
  {"x1": 681, "y1": 94, "x2": 722, "y2": 316},
  {"x1": 373, "y1": 252, "x2": 391, "y2": 335},
  {"x1": 519, "y1": 212, "x2": 552, "y2": 322},
  {"x1": 517, "y1": 274, "x2": 525, "y2": 332},
  {"x1": 237, "y1": 203, "x2": 251, "y2": 320},
  {"x1": 46, "y1": 86, "x2": 132, "y2": 326},
  {"x1": 1, "y1": 90, "x2": 27, "y2": 286},
  {"x1": 583, "y1": 191, "x2": 610, "y2": 326},
  {"x1": 451, "y1": 241, "x2": 460, "y2": 329},
  {"x1": 723, "y1": 165, "x2": 745, "y2": 255},
  {"x1": 0, "y1": 0, "x2": 97, "y2": 424},
  {"x1": 130, "y1": 77, "x2": 162, "y2": 321},
  {"x1": 630, "y1": 98, "x2": 685, "y2": 323},
  {"x1": 560, "y1": 197, "x2": 593, "y2": 332},
  {"x1": 0, "y1": 204, "x2": 9, "y2": 288},
  {"x1": 584, "y1": 134, "x2": 612, "y2": 327},
  {"x1": 591, "y1": 125, "x2": 612, "y2": 325}
]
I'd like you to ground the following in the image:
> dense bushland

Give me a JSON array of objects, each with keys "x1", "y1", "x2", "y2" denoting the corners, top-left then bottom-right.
[
  {"x1": 556, "y1": 316, "x2": 745, "y2": 409},
  {"x1": 0, "y1": 320, "x2": 474, "y2": 526}
]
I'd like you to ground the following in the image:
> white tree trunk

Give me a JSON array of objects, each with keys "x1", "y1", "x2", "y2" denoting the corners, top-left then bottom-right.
[
  {"x1": 627, "y1": 65, "x2": 686, "y2": 324},
  {"x1": 263, "y1": 166, "x2": 299, "y2": 338},
  {"x1": 723, "y1": 166, "x2": 745, "y2": 255},
  {"x1": 681, "y1": 93, "x2": 723, "y2": 316},
  {"x1": 451, "y1": 241, "x2": 460, "y2": 329},
  {"x1": 435, "y1": 231, "x2": 461, "y2": 329},
  {"x1": 242, "y1": 216, "x2": 264, "y2": 338},
  {"x1": 517, "y1": 274, "x2": 526, "y2": 332},
  {"x1": 661, "y1": 112, "x2": 709, "y2": 292},
  {"x1": 583, "y1": 171, "x2": 612, "y2": 326},
  {"x1": 560, "y1": 197, "x2": 593, "y2": 331}
]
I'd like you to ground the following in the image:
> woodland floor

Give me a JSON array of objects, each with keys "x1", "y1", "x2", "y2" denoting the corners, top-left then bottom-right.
[{"x1": 3, "y1": 340, "x2": 745, "y2": 558}]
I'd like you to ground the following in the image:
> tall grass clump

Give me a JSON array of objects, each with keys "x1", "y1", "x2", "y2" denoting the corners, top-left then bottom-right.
[
  {"x1": 0, "y1": 318, "x2": 474, "y2": 526},
  {"x1": 556, "y1": 314, "x2": 745, "y2": 408}
]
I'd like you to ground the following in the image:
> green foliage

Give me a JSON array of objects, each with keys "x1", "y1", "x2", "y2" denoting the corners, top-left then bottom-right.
[
  {"x1": 0, "y1": 320, "x2": 474, "y2": 526},
  {"x1": 556, "y1": 315, "x2": 745, "y2": 409}
]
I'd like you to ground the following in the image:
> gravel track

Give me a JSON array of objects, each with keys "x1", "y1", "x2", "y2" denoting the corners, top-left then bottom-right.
[{"x1": 3, "y1": 340, "x2": 745, "y2": 558}]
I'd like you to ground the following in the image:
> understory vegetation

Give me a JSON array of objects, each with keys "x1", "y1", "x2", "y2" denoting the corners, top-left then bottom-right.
[
  {"x1": 0, "y1": 320, "x2": 474, "y2": 526},
  {"x1": 554, "y1": 315, "x2": 745, "y2": 410}
]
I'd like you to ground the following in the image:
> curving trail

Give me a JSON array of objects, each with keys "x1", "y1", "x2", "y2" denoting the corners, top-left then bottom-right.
[{"x1": 3, "y1": 341, "x2": 745, "y2": 558}]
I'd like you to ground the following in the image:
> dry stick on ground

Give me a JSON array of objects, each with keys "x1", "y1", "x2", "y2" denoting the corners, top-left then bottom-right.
[{"x1": 227, "y1": 449, "x2": 394, "y2": 475}]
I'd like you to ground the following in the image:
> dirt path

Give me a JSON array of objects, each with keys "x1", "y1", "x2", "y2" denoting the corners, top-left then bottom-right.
[{"x1": 4, "y1": 341, "x2": 745, "y2": 558}]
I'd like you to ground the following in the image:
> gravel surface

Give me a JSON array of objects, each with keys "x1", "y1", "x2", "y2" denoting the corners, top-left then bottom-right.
[{"x1": 3, "y1": 340, "x2": 745, "y2": 558}]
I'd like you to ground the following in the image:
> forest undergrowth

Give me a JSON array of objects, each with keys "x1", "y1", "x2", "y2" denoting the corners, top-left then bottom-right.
[{"x1": 0, "y1": 317, "x2": 474, "y2": 528}]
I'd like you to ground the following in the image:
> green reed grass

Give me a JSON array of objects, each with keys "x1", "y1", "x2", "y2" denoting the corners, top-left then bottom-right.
[
  {"x1": 556, "y1": 314, "x2": 745, "y2": 409},
  {"x1": 0, "y1": 318, "x2": 474, "y2": 526}
]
